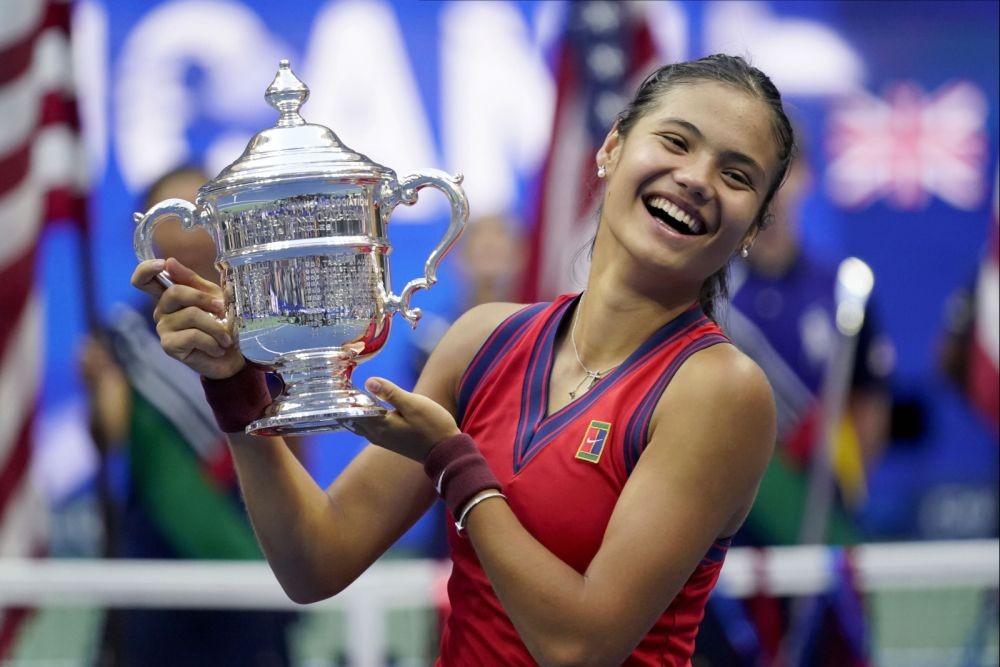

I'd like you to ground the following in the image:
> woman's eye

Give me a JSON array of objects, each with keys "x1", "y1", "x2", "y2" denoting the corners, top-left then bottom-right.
[
  {"x1": 663, "y1": 135, "x2": 687, "y2": 150},
  {"x1": 724, "y1": 171, "x2": 752, "y2": 188}
]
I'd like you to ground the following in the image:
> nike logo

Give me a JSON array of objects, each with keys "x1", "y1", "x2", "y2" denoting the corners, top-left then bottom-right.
[{"x1": 576, "y1": 420, "x2": 611, "y2": 464}]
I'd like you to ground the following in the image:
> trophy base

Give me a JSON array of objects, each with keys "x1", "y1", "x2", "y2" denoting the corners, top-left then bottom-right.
[
  {"x1": 246, "y1": 402, "x2": 386, "y2": 436},
  {"x1": 244, "y1": 348, "x2": 387, "y2": 436}
]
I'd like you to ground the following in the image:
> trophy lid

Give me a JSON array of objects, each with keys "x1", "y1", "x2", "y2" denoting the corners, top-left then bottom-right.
[{"x1": 205, "y1": 60, "x2": 393, "y2": 193}]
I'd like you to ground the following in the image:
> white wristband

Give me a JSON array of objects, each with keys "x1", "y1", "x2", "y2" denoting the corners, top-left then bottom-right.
[{"x1": 455, "y1": 489, "x2": 506, "y2": 535}]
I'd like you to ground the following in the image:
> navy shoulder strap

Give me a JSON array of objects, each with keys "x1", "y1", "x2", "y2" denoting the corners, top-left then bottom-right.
[{"x1": 455, "y1": 302, "x2": 549, "y2": 423}]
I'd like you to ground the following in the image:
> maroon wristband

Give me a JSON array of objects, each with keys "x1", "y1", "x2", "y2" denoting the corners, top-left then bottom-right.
[
  {"x1": 423, "y1": 433, "x2": 501, "y2": 518},
  {"x1": 201, "y1": 364, "x2": 272, "y2": 433}
]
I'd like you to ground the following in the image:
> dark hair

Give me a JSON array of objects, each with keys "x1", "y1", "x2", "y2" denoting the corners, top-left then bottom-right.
[
  {"x1": 142, "y1": 164, "x2": 210, "y2": 210},
  {"x1": 615, "y1": 54, "x2": 796, "y2": 320}
]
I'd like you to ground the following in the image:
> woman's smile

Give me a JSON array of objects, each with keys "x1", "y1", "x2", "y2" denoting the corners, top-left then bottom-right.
[{"x1": 643, "y1": 194, "x2": 708, "y2": 236}]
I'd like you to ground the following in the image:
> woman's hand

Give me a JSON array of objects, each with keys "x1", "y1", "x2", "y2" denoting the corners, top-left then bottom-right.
[
  {"x1": 350, "y1": 377, "x2": 461, "y2": 463},
  {"x1": 77, "y1": 335, "x2": 132, "y2": 449},
  {"x1": 130, "y1": 257, "x2": 245, "y2": 379}
]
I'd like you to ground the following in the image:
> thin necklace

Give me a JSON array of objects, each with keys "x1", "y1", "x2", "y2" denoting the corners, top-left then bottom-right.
[{"x1": 568, "y1": 301, "x2": 620, "y2": 399}]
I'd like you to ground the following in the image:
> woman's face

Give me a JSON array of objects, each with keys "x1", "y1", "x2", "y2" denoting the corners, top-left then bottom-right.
[{"x1": 595, "y1": 81, "x2": 781, "y2": 290}]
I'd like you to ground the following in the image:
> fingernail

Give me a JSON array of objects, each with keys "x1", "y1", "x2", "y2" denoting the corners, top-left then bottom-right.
[
  {"x1": 366, "y1": 378, "x2": 382, "y2": 393},
  {"x1": 211, "y1": 299, "x2": 225, "y2": 311},
  {"x1": 150, "y1": 259, "x2": 166, "y2": 271}
]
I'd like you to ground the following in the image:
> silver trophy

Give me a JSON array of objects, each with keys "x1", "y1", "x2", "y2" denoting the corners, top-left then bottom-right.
[{"x1": 134, "y1": 60, "x2": 468, "y2": 436}]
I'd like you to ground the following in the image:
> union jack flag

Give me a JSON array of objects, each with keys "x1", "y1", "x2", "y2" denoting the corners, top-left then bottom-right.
[{"x1": 824, "y1": 81, "x2": 989, "y2": 211}]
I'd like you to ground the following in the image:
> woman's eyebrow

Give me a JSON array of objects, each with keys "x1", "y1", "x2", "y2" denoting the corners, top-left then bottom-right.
[
  {"x1": 662, "y1": 117, "x2": 704, "y2": 139},
  {"x1": 719, "y1": 150, "x2": 765, "y2": 181}
]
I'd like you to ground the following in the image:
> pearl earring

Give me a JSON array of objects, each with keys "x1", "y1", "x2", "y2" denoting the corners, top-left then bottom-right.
[
  {"x1": 597, "y1": 165, "x2": 606, "y2": 178},
  {"x1": 740, "y1": 245, "x2": 750, "y2": 258}
]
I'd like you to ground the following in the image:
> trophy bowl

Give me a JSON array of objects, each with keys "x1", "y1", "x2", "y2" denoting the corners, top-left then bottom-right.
[{"x1": 133, "y1": 60, "x2": 468, "y2": 436}]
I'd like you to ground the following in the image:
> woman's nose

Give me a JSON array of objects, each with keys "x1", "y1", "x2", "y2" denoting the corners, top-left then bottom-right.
[{"x1": 673, "y1": 157, "x2": 714, "y2": 201}]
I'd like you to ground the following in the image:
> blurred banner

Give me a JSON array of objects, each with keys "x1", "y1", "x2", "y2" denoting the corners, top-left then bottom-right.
[{"x1": 21, "y1": 0, "x2": 999, "y2": 547}]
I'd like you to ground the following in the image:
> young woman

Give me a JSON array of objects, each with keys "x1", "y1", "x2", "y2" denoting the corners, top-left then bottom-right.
[{"x1": 132, "y1": 54, "x2": 794, "y2": 666}]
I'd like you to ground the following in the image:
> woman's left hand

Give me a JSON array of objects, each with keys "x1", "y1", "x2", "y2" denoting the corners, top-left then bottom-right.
[{"x1": 349, "y1": 377, "x2": 461, "y2": 462}]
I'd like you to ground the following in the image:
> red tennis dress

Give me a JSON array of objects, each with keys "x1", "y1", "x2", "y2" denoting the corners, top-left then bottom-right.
[{"x1": 438, "y1": 294, "x2": 733, "y2": 666}]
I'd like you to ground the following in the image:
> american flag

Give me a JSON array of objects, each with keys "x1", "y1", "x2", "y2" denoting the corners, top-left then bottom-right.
[
  {"x1": 968, "y1": 169, "x2": 999, "y2": 432},
  {"x1": 520, "y1": 1, "x2": 658, "y2": 302},
  {"x1": 0, "y1": 0, "x2": 86, "y2": 654},
  {"x1": 824, "y1": 81, "x2": 989, "y2": 211}
]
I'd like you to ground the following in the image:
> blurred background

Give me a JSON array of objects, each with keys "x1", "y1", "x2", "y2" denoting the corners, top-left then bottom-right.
[{"x1": 1, "y1": 0, "x2": 997, "y2": 666}]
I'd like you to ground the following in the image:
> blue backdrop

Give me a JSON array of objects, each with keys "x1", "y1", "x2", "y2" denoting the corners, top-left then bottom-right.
[{"x1": 38, "y1": 0, "x2": 999, "y2": 548}]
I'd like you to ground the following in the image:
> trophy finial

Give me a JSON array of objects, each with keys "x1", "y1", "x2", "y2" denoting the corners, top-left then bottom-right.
[{"x1": 266, "y1": 60, "x2": 309, "y2": 127}]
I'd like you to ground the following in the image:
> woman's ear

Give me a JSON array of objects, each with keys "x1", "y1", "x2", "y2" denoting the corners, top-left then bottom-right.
[
  {"x1": 596, "y1": 123, "x2": 622, "y2": 174},
  {"x1": 741, "y1": 222, "x2": 762, "y2": 251}
]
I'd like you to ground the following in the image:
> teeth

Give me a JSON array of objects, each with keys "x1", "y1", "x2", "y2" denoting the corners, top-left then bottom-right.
[{"x1": 647, "y1": 196, "x2": 704, "y2": 234}]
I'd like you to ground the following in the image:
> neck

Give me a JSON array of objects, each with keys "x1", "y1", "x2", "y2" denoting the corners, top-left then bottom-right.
[
  {"x1": 572, "y1": 274, "x2": 697, "y2": 372},
  {"x1": 570, "y1": 296, "x2": 619, "y2": 373},
  {"x1": 548, "y1": 221, "x2": 712, "y2": 406},
  {"x1": 576, "y1": 225, "x2": 701, "y2": 358}
]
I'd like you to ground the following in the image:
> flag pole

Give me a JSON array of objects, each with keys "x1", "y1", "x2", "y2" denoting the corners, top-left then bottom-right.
[
  {"x1": 74, "y1": 199, "x2": 121, "y2": 560},
  {"x1": 798, "y1": 257, "x2": 874, "y2": 545},
  {"x1": 79, "y1": 219, "x2": 124, "y2": 667},
  {"x1": 54, "y1": 13, "x2": 124, "y2": 665},
  {"x1": 780, "y1": 257, "x2": 875, "y2": 665}
]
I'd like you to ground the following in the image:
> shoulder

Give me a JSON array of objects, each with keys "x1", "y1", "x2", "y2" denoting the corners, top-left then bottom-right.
[
  {"x1": 650, "y1": 342, "x2": 775, "y2": 462},
  {"x1": 414, "y1": 301, "x2": 534, "y2": 411},
  {"x1": 629, "y1": 342, "x2": 777, "y2": 538},
  {"x1": 438, "y1": 302, "x2": 533, "y2": 363},
  {"x1": 450, "y1": 301, "x2": 531, "y2": 341},
  {"x1": 676, "y1": 341, "x2": 773, "y2": 406},
  {"x1": 672, "y1": 342, "x2": 774, "y2": 424}
]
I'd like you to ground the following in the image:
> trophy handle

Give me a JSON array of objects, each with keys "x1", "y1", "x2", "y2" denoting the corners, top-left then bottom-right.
[
  {"x1": 133, "y1": 198, "x2": 213, "y2": 288},
  {"x1": 384, "y1": 170, "x2": 469, "y2": 326}
]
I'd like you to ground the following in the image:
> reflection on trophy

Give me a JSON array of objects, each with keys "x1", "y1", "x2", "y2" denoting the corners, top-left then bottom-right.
[{"x1": 133, "y1": 60, "x2": 468, "y2": 436}]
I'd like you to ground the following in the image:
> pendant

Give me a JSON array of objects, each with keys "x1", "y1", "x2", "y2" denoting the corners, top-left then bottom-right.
[{"x1": 568, "y1": 371, "x2": 603, "y2": 399}]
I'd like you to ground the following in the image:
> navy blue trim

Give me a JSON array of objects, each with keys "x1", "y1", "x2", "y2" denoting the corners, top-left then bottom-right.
[
  {"x1": 704, "y1": 536, "x2": 732, "y2": 563},
  {"x1": 511, "y1": 297, "x2": 577, "y2": 472},
  {"x1": 514, "y1": 304, "x2": 708, "y2": 473},
  {"x1": 456, "y1": 302, "x2": 549, "y2": 425},
  {"x1": 624, "y1": 332, "x2": 729, "y2": 473}
]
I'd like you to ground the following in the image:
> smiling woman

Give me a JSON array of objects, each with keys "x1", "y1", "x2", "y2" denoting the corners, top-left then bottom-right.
[
  {"x1": 603, "y1": 56, "x2": 795, "y2": 322},
  {"x1": 133, "y1": 53, "x2": 795, "y2": 666},
  {"x1": 594, "y1": 81, "x2": 782, "y2": 320}
]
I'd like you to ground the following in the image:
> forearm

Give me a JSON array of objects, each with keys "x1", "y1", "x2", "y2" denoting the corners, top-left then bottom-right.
[
  {"x1": 849, "y1": 389, "x2": 890, "y2": 471},
  {"x1": 226, "y1": 432, "x2": 437, "y2": 603},
  {"x1": 465, "y1": 502, "x2": 648, "y2": 667},
  {"x1": 226, "y1": 432, "x2": 350, "y2": 602},
  {"x1": 85, "y1": 378, "x2": 132, "y2": 450}
]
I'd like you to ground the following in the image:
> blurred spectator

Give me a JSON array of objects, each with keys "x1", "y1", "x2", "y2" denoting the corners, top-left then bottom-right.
[
  {"x1": 727, "y1": 154, "x2": 894, "y2": 544},
  {"x1": 408, "y1": 213, "x2": 525, "y2": 380},
  {"x1": 937, "y1": 203, "x2": 999, "y2": 435},
  {"x1": 77, "y1": 166, "x2": 296, "y2": 667}
]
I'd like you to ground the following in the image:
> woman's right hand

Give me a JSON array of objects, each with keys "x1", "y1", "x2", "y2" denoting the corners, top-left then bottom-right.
[{"x1": 131, "y1": 257, "x2": 245, "y2": 379}]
